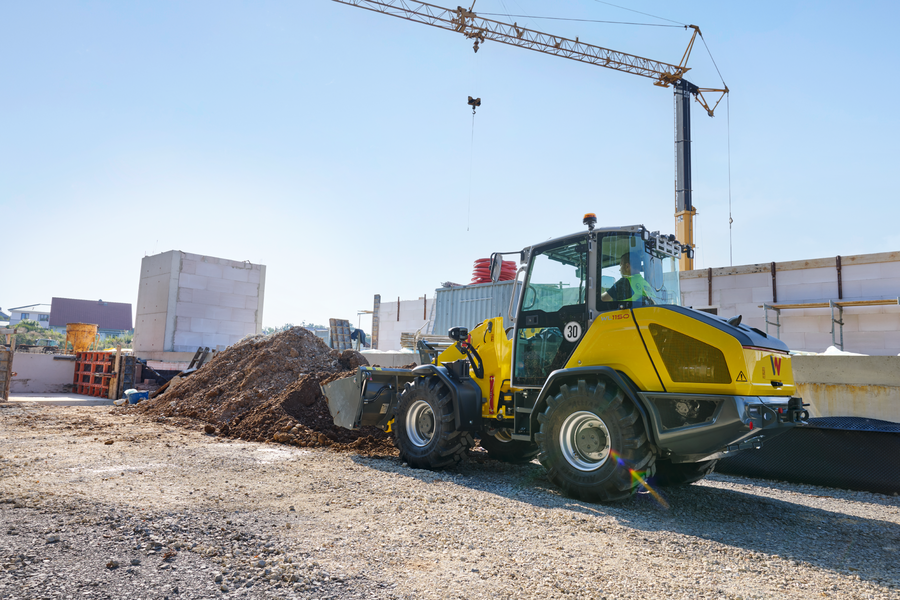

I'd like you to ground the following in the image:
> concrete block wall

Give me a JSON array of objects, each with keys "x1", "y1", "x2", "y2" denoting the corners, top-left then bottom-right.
[
  {"x1": 375, "y1": 296, "x2": 434, "y2": 351},
  {"x1": 681, "y1": 251, "x2": 900, "y2": 355},
  {"x1": 134, "y1": 251, "x2": 266, "y2": 357}
]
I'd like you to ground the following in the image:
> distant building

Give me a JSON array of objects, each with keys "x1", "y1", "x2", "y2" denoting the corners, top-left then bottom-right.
[
  {"x1": 48, "y1": 297, "x2": 134, "y2": 339},
  {"x1": 8, "y1": 304, "x2": 51, "y2": 328}
]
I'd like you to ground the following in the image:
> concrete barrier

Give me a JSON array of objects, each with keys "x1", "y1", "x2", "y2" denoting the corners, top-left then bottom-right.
[
  {"x1": 9, "y1": 353, "x2": 76, "y2": 394},
  {"x1": 793, "y1": 355, "x2": 900, "y2": 422},
  {"x1": 359, "y1": 351, "x2": 420, "y2": 368}
]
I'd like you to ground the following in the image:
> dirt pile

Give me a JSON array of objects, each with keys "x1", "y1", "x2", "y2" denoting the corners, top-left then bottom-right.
[{"x1": 134, "y1": 327, "x2": 395, "y2": 456}]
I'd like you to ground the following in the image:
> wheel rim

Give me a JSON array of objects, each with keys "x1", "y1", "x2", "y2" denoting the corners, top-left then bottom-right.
[
  {"x1": 559, "y1": 410, "x2": 611, "y2": 471},
  {"x1": 406, "y1": 399, "x2": 435, "y2": 447}
]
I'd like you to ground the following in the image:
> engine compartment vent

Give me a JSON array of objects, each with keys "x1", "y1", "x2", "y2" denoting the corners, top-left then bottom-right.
[{"x1": 649, "y1": 324, "x2": 731, "y2": 384}]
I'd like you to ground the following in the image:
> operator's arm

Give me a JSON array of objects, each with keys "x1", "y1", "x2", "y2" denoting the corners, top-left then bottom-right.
[{"x1": 600, "y1": 278, "x2": 631, "y2": 302}]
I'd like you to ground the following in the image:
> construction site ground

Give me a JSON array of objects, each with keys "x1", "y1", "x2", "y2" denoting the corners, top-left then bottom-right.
[{"x1": 1, "y1": 328, "x2": 898, "y2": 599}]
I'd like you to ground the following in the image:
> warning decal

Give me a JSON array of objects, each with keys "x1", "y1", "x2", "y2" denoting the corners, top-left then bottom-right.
[{"x1": 736, "y1": 371, "x2": 748, "y2": 382}]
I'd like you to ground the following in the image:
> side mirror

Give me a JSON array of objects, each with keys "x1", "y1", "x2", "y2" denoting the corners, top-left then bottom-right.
[
  {"x1": 448, "y1": 327, "x2": 469, "y2": 342},
  {"x1": 489, "y1": 254, "x2": 503, "y2": 283}
]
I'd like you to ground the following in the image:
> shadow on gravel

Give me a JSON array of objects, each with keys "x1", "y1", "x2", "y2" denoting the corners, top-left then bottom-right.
[{"x1": 352, "y1": 454, "x2": 900, "y2": 588}]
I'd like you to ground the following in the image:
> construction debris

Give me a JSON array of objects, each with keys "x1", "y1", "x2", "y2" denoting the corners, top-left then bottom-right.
[{"x1": 134, "y1": 327, "x2": 395, "y2": 456}]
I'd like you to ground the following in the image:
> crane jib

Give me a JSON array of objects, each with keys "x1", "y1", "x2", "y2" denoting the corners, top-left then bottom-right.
[{"x1": 331, "y1": 0, "x2": 729, "y2": 269}]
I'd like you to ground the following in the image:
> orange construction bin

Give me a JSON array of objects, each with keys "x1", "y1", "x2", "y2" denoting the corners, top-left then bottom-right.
[{"x1": 66, "y1": 323, "x2": 98, "y2": 354}]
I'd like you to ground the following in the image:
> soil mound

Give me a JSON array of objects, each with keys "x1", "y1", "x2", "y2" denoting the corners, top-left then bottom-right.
[{"x1": 134, "y1": 327, "x2": 395, "y2": 456}]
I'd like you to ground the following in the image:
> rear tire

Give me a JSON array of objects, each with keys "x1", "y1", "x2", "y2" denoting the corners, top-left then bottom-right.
[
  {"x1": 479, "y1": 430, "x2": 540, "y2": 464},
  {"x1": 536, "y1": 379, "x2": 654, "y2": 502},
  {"x1": 653, "y1": 459, "x2": 717, "y2": 487},
  {"x1": 394, "y1": 376, "x2": 470, "y2": 469}
]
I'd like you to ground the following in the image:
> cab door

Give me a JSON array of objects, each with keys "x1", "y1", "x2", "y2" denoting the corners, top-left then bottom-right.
[{"x1": 512, "y1": 237, "x2": 590, "y2": 388}]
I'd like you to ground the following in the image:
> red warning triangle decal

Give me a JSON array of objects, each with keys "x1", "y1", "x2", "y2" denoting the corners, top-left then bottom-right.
[{"x1": 736, "y1": 371, "x2": 748, "y2": 382}]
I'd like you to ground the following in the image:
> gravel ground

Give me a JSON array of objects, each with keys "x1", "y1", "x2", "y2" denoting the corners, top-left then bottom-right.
[{"x1": 1, "y1": 402, "x2": 898, "y2": 600}]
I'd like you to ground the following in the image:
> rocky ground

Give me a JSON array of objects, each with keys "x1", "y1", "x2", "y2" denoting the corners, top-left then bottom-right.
[{"x1": 1, "y1": 402, "x2": 898, "y2": 600}]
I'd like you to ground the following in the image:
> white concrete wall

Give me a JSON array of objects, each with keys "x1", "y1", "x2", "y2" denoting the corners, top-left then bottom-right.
[
  {"x1": 360, "y1": 350, "x2": 421, "y2": 367},
  {"x1": 134, "y1": 251, "x2": 181, "y2": 353},
  {"x1": 376, "y1": 297, "x2": 434, "y2": 351},
  {"x1": 681, "y1": 251, "x2": 900, "y2": 355},
  {"x1": 793, "y1": 355, "x2": 900, "y2": 422},
  {"x1": 134, "y1": 251, "x2": 266, "y2": 356},
  {"x1": 9, "y1": 353, "x2": 76, "y2": 394}
]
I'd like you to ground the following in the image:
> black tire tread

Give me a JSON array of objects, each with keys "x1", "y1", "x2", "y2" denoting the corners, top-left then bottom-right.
[
  {"x1": 537, "y1": 378, "x2": 655, "y2": 502},
  {"x1": 394, "y1": 376, "x2": 471, "y2": 470}
]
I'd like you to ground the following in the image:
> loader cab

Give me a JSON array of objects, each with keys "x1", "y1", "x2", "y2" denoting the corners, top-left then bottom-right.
[{"x1": 512, "y1": 226, "x2": 682, "y2": 388}]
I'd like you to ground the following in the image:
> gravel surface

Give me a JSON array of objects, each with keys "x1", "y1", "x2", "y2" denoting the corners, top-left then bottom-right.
[{"x1": 1, "y1": 402, "x2": 898, "y2": 600}]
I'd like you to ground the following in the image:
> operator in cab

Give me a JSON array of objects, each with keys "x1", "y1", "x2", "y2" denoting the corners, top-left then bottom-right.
[{"x1": 600, "y1": 251, "x2": 655, "y2": 305}]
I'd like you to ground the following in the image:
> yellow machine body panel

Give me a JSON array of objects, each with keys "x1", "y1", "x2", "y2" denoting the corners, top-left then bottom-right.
[
  {"x1": 435, "y1": 311, "x2": 796, "y2": 404},
  {"x1": 631, "y1": 307, "x2": 796, "y2": 397},
  {"x1": 565, "y1": 310, "x2": 664, "y2": 392},
  {"x1": 743, "y1": 348, "x2": 795, "y2": 392},
  {"x1": 435, "y1": 318, "x2": 516, "y2": 419}
]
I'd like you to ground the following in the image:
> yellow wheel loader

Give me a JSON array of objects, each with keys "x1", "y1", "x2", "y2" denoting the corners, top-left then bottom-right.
[{"x1": 324, "y1": 215, "x2": 808, "y2": 502}]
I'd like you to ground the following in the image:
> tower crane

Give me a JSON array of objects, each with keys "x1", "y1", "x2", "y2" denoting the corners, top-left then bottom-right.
[{"x1": 332, "y1": 0, "x2": 728, "y2": 270}]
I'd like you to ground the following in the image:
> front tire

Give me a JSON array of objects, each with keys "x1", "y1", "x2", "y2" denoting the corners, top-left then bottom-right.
[
  {"x1": 479, "y1": 430, "x2": 540, "y2": 464},
  {"x1": 394, "y1": 376, "x2": 471, "y2": 469},
  {"x1": 536, "y1": 379, "x2": 655, "y2": 502}
]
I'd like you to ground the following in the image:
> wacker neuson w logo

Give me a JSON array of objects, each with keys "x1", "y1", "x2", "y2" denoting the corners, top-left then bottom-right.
[{"x1": 770, "y1": 355, "x2": 782, "y2": 376}]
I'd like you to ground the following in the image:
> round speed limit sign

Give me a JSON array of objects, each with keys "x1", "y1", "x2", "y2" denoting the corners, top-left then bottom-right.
[{"x1": 563, "y1": 321, "x2": 582, "y2": 342}]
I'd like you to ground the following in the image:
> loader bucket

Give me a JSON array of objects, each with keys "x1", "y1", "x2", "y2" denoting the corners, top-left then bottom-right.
[
  {"x1": 322, "y1": 366, "x2": 418, "y2": 430},
  {"x1": 322, "y1": 373, "x2": 365, "y2": 430}
]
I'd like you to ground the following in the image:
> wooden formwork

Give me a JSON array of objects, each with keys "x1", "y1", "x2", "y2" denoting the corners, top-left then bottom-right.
[
  {"x1": 0, "y1": 347, "x2": 11, "y2": 401},
  {"x1": 73, "y1": 352, "x2": 115, "y2": 397}
]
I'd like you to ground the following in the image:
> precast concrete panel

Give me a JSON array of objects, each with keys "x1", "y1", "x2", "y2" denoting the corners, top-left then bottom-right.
[
  {"x1": 799, "y1": 267, "x2": 841, "y2": 285},
  {"x1": 206, "y1": 277, "x2": 236, "y2": 294},
  {"x1": 195, "y1": 261, "x2": 225, "y2": 279},
  {"x1": 234, "y1": 281, "x2": 259, "y2": 297},
  {"x1": 841, "y1": 263, "x2": 882, "y2": 281},
  {"x1": 178, "y1": 273, "x2": 209, "y2": 291},
  {"x1": 134, "y1": 250, "x2": 266, "y2": 358},
  {"x1": 190, "y1": 289, "x2": 223, "y2": 306},
  {"x1": 223, "y1": 266, "x2": 250, "y2": 283}
]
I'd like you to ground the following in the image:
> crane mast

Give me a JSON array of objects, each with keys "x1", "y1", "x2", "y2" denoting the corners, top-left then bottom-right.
[{"x1": 333, "y1": 0, "x2": 728, "y2": 270}]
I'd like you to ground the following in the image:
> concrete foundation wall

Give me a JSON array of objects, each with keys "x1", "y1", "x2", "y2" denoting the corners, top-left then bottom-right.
[
  {"x1": 793, "y1": 355, "x2": 900, "y2": 422},
  {"x1": 9, "y1": 354, "x2": 75, "y2": 394},
  {"x1": 376, "y1": 297, "x2": 434, "y2": 351},
  {"x1": 682, "y1": 251, "x2": 900, "y2": 355},
  {"x1": 134, "y1": 251, "x2": 266, "y2": 357}
]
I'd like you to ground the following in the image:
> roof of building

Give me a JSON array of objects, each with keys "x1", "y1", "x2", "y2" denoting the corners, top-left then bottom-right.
[
  {"x1": 9, "y1": 304, "x2": 49, "y2": 312},
  {"x1": 49, "y1": 297, "x2": 133, "y2": 331}
]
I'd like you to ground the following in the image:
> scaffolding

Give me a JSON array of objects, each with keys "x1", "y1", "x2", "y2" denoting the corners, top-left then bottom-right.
[{"x1": 764, "y1": 298, "x2": 899, "y2": 351}]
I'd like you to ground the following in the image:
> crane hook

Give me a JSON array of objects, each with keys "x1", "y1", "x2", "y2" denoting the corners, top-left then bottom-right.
[{"x1": 467, "y1": 96, "x2": 481, "y2": 114}]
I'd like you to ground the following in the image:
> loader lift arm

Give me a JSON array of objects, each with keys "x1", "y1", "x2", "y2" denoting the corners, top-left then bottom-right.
[{"x1": 332, "y1": 0, "x2": 728, "y2": 270}]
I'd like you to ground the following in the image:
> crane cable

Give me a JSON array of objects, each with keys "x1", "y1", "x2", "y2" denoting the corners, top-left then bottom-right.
[
  {"x1": 697, "y1": 33, "x2": 733, "y2": 267},
  {"x1": 727, "y1": 93, "x2": 733, "y2": 267},
  {"x1": 468, "y1": 110, "x2": 476, "y2": 231}
]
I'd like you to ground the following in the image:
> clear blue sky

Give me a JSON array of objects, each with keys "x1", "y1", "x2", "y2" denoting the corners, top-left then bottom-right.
[{"x1": 3, "y1": 1, "x2": 898, "y2": 333}]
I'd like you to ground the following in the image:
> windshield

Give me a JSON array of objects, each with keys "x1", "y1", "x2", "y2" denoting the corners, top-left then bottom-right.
[{"x1": 598, "y1": 233, "x2": 681, "y2": 311}]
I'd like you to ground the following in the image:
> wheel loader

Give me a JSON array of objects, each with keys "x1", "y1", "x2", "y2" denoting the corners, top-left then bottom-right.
[{"x1": 323, "y1": 215, "x2": 808, "y2": 502}]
